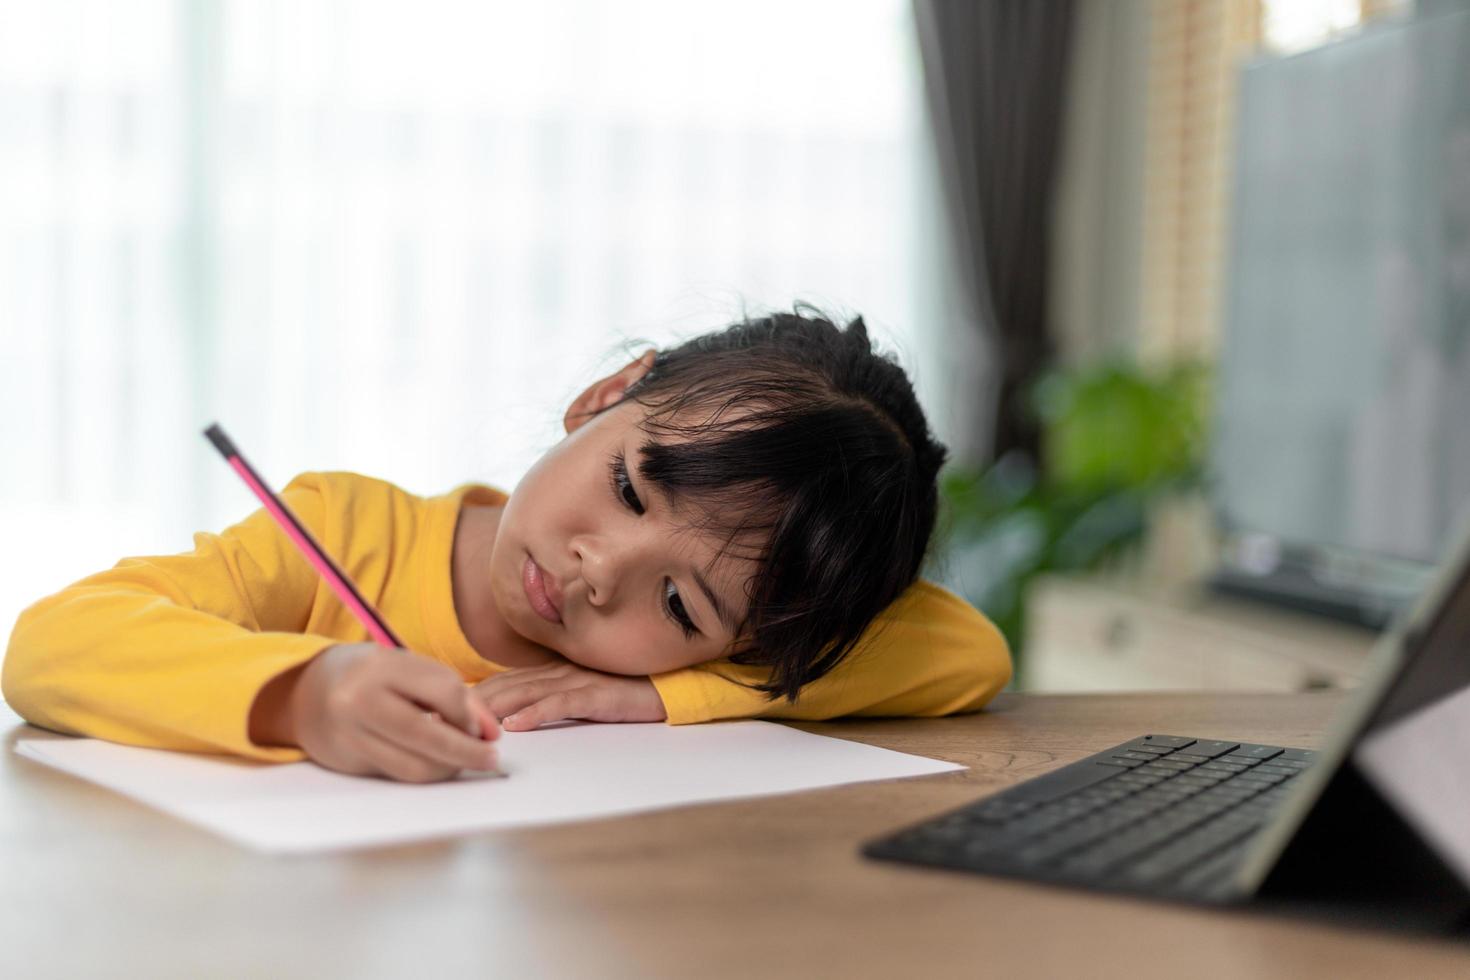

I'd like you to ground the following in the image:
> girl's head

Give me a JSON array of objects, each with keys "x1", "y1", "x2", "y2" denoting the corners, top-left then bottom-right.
[{"x1": 488, "y1": 307, "x2": 947, "y2": 699}]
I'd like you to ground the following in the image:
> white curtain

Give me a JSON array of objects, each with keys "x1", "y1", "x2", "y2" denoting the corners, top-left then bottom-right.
[{"x1": 0, "y1": 0, "x2": 947, "y2": 636}]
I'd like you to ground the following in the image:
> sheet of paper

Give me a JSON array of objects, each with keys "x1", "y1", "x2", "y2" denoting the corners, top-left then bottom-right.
[{"x1": 13, "y1": 720, "x2": 962, "y2": 854}]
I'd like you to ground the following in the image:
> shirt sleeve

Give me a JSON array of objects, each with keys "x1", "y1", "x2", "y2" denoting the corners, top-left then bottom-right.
[
  {"x1": 649, "y1": 580, "x2": 1013, "y2": 724},
  {"x1": 1, "y1": 473, "x2": 346, "y2": 761}
]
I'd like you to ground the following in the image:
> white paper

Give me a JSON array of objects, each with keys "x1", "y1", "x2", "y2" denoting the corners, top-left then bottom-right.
[
  {"x1": 13, "y1": 720, "x2": 961, "y2": 854},
  {"x1": 1356, "y1": 685, "x2": 1470, "y2": 890}
]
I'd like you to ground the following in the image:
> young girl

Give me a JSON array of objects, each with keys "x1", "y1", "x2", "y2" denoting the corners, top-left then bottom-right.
[{"x1": 3, "y1": 309, "x2": 1011, "y2": 783}]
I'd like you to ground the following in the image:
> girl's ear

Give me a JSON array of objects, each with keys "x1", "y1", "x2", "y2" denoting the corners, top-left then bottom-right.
[{"x1": 563, "y1": 349, "x2": 658, "y2": 434}]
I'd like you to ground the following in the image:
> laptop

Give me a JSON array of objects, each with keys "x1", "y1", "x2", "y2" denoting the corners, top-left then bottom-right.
[{"x1": 863, "y1": 516, "x2": 1470, "y2": 935}]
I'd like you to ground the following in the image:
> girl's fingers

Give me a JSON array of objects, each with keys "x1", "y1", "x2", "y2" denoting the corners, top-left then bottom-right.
[
  {"x1": 468, "y1": 692, "x2": 502, "y2": 742},
  {"x1": 478, "y1": 677, "x2": 578, "y2": 721},
  {"x1": 503, "y1": 688, "x2": 596, "y2": 731},
  {"x1": 357, "y1": 727, "x2": 461, "y2": 784},
  {"x1": 383, "y1": 655, "x2": 481, "y2": 737},
  {"x1": 473, "y1": 663, "x2": 573, "y2": 697},
  {"x1": 363, "y1": 692, "x2": 499, "y2": 774}
]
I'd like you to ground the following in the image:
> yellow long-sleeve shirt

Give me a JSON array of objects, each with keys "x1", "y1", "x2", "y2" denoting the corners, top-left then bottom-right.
[{"x1": 2, "y1": 471, "x2": 1011, "y2": 763}]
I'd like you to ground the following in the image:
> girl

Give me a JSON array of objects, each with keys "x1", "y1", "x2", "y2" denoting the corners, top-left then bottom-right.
[{"x1": 3, "y1": 309, "x2": 1011, "y2": 782}]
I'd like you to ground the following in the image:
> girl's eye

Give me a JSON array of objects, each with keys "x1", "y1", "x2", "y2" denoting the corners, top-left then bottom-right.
[
  {"x1": 664, "y1": 578, "x2": 698, "y2": 639},
  {"x1": 610, "y1": 453, "x2": 696, "y2": 640},
  {"x1": 609, "y1": 453, "x2": 644, "y2": 515}
]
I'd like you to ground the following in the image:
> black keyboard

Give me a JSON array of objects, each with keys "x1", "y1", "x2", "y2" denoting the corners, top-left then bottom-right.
[{"x1": 864, "y1": 734, "x2": 1317, "y2": 902}]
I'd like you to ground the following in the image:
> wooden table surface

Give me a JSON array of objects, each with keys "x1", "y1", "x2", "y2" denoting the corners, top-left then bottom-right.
[{"x1": 5, "y1": 691, "x2": 1470, "y2": 979}]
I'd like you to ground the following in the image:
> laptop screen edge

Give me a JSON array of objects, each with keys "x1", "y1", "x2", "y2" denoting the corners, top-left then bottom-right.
[{"x1": 1229, "y1": 504, "x2": 1470, "y2": 896}]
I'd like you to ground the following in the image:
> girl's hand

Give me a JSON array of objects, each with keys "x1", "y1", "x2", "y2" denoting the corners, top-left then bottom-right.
[
  {"x1": 281, "y1": 642, "x2": 501, "y2": 782},
  {"x1": 473, "y1": 662, "x2": 668, "y2": 731}
]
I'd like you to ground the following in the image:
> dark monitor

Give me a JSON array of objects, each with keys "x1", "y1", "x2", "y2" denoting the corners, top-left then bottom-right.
[{"x1": 1210, "y1": 9, "x2": 1470, "y2": 627}]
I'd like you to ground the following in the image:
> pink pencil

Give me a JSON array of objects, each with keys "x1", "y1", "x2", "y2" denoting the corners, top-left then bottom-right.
[
  {"x1": 203, "y1": 423, "x2": 405, "y2": 648},
  {"x1": 203, "y1": 422, "x2": 499, "y2": 750}
]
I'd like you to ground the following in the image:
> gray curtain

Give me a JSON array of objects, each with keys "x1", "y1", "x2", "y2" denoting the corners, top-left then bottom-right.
[{"x1": 913, "y1": 0, "x2": 1076, "y2": 466}]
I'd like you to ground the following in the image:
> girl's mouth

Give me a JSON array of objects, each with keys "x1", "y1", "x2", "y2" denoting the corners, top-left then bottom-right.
[{"x1": 522, "y1": 554, "x2": 563, "y2": 624}]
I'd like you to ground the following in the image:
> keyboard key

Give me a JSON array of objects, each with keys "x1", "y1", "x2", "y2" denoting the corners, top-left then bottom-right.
[
  {"x1": 1149, "y1": 786, "x2": 1194, "y2": 801},
  {"x1": 1232, "y1": 745, "x2": 1284, "y2": 761},
  {"x1": 1172, "y1": 776, "x2": 1220, "y2": 789},
  {"x1": 1014, "y1": 839, "x2": 1074, "y2": 863},
  {"x1": 1168, "y1": 753, "x2": 1211, "y2": 764},
  {"x1": 1159, "y1": 781, "x2": 1207, "y2": 798},
  {"x1": 1179, "y1": 803, "x2": 1228, "y2": 819},
  {"x1": 1116, "y1": 751, "x2": 1162, "y2": 762},
  {"x1": 1194, "y1": 782, "x2": 1256, "y2": 802},
  {"x1": 1187, "y1": 740, "x2": 1241, "y2": 758},
  {"x1": 962, "y1": 834, "x2": 1023, "y2": 858},
  {"x1": 1110, "y1": 800, "x2": 1162, "y2": 818},
  {"x1": 1220, "y1": 755, "x2": 1264, "y2": 767},
  {"x1": 1048, "y1": 804, "x2": 1093, "y2": 820},
  {"x1": 1012, "y1": 810, "x2": 1074, "y2": 834},
  {"x1": 1278, "y1": 748, "x2": 1317, "y2": 763},
  {"x1": 1140, "y1": 736, "x2": 1197, "y2": 749},
  {"x1": 1209, "y1": 783, "x2": 1260, "y2": 799},
  {"x1": 1137, "y1": 772, "x2": 1182, "y2": 785},
  {"x1": 1098, "y1": 758, "x2": 1143, "y2": 768},
  {"x1": 1201, "y1": 762, "x2": 1248, "y2": 773},
  {"x1": 1113, "y1": 781, "x2": 1162, "y2": 793},
  {"x1": 1252, "y1": 765, "x2": 1300, "y2": 777},
  {"x1": 1148, "y1": 760, "x2": 1196, "y2": 771},
  {"x1": 1182, "y1": 769, "x2": 1229, "y2": 782}
]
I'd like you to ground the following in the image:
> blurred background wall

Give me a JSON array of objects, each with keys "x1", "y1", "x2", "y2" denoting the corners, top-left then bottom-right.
[
  {"x1": 0, "y1": 0, "x2": 964, "y2": 633},
  {"x1": 4, "y1": 0, "x2": 1463, "y2": 694}
]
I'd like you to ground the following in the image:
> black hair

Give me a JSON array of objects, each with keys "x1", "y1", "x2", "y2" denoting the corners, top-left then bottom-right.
[{"x1": 608, "y1": 305, "x2": 948, "y2": 701}]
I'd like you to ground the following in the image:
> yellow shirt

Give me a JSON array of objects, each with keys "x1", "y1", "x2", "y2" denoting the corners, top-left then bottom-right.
[{"x1": 2, "y1": 471, "x2": 1011, "y2": 762}]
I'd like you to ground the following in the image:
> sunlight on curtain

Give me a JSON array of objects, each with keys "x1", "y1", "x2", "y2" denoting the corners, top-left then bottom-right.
[{"x1": 0, "y1": 0, "x2": 936, "y2": 636}]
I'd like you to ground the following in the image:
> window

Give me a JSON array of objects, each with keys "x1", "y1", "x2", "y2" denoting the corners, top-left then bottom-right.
[
  {"x1": 0, "y1": 0, "x2": 935, "y2": 634},
  {"x1": 1137, "y1": 0, "x2": 1415, "y2": 361}
]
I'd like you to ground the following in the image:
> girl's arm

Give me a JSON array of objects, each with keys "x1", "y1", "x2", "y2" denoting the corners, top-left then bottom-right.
[
  {"x1": 2, "y1": 475, "x2": 344, "y2": 761},
  {"x1": 649, "y1": 580, "x2": 1012, "y2": 723}
]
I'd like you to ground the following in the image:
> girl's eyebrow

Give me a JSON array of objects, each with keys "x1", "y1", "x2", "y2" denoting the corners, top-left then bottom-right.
[{"x1": 691, "y1": 567, "x2": 739, "y2": 637}]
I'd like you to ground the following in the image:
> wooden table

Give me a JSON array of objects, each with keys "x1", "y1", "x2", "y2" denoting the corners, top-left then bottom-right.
[{"x1": 5, "y1": 691, "x2": 1470, "y2": 979}]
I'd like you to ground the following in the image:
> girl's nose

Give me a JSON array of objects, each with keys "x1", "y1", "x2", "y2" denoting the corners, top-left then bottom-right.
[
  {"x1": 572, "y1": 536, "x2": 622, "y2": 607},
  {"x1": 573, "y1": 532, "x2": 654, "y2": 608}
]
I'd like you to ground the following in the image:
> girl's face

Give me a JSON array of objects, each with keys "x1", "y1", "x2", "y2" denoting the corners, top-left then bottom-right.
[{"x1": 486, "y1": 354, "x2": 754, "y2": 675}]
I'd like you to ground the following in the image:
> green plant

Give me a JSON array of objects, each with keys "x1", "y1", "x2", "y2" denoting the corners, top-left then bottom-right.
[{"x1": 931, "y1": 359, "x2": 1211, "y2": 664}]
